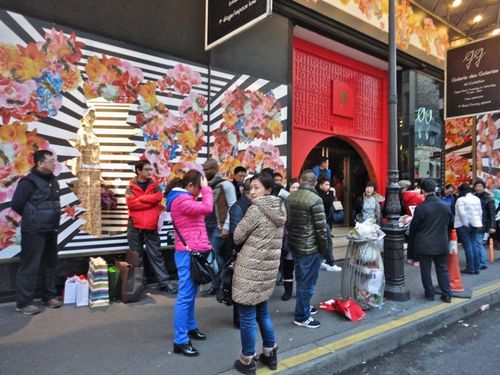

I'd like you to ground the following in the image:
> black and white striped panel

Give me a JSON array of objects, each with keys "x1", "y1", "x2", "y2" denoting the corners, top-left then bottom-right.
[{"x1": 207, "y1": 72, "x2": 289, "y2": 168}]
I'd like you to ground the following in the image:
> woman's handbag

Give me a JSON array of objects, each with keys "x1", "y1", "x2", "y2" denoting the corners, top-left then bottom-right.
[
  {"x1": 330, "y1": 200, "x2": 345, "y2": 224},
  {"x1": 173, "y1": 223, "x2": 215, "y2": 285},
  {"x1": 216, "y1": 252, "x2": 237, "y2": 306}
]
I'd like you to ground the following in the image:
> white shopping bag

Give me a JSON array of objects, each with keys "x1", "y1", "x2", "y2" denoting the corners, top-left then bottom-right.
[
  {"x1": 63, "y1": 276, "x2": 77, "y2": 304},
  {"x1": 75, "y1": 276, "x2": 89, "y2": 307}
]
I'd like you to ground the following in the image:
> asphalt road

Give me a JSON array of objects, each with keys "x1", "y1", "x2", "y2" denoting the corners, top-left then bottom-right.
[{"x1": 338, "y1": 302, "x2": 500, "y2": 375}]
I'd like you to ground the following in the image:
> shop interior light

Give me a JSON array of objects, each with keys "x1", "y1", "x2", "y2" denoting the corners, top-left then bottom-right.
[
  {"x1": 473, "y1": 15, "x2": 483, "y2": 23},
  {"x1": 493, "y1": 28, "x2": 500, "y2": 36},
  {"x1": 451, "y1": 0, "x2": 462, "y2": 8}
]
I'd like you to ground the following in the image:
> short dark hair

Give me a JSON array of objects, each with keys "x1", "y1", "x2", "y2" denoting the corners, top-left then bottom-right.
[
  {"x1": 318, "y1": 156, "x2": 328, "y2": 164},
  {"x1": 458, "y1": 183, "x2": 473, "y2": 196},
  {"x1": 251, "y1": 173, "x2": 275, "y2": 191},
  {"x1": 366, "y1": 181, "x2": 376, "y2": 189},
  {"x1": 421, "y1": 179, "x2": 436, "y2": 193},
  {"x1": 34, "y1": 150, "x2": 53, "y2": 165},
  {"x1": 261, "y1": 167, "x2": 274, "y2": 177},
  {"x1": 242, "y1": 178, "x2": 252, "y2": 192},
  {"x1": 473, "y1": 179, "x2": 486, "y2": 189},
  {"x1": 135, "y1": 160, "x2": 151, "y2": 174},
  {"x1": 234, "y1": 166, "x2": 247, "y2": 175},
  {"x1": 444, "y1": 184, "x2": 455, "y2": 190},
  {"x1": 317, "y1": 176, "x2": 329, "y2": 186}
]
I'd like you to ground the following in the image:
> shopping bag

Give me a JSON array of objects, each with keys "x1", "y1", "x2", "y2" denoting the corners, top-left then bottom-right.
[
  {"x1": 115, "y1": 261, "x2": 144, "y2": 303},
  {"x1": 108, "y1": 265, "x2": 120, "y2": 301},
  {"x1": 63, "y1": 276, "x2": 77, "y2": 304},
  {"x1": 88, "y1": 257, "x2": 110, "y2": 308},
  {"x1": 126, "y1": 250, "x2": 140, "y2": 268},
  {"x1": 319, "y1": 298, "x2": 366, "y2": 322},
  {"x1": 75, "y1": 276, "x2": 89, "y2": 307}
]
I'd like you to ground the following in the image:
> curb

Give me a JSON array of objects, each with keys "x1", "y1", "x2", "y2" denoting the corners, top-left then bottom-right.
[{"x1": 259, "y1": 280, "x2": 500, "y2": 374}]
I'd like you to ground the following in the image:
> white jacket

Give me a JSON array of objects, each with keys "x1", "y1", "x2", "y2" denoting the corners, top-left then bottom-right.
[{"x1": 454, "y1": 193, "x2": 483, "y2": 228}]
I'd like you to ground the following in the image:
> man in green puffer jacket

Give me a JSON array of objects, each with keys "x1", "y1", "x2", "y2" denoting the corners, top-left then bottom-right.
[{"x1": 287, "y1": 170, "x2": 334, "y2": 329}]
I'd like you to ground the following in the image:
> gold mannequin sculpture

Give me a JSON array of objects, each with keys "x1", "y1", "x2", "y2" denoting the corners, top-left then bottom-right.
[{"x1": 73, "y1": 109, "x2": 102, "y2": 236}]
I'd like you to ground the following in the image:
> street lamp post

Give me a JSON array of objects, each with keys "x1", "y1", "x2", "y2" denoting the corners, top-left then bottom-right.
[{"x1": 382, "y1": 0, "x2": 410, "y2": 301}]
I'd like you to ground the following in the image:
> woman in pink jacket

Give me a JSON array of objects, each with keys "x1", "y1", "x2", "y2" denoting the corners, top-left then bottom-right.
[{"x1": 166, "y1": 170, "x2": 213, "y2": 357}]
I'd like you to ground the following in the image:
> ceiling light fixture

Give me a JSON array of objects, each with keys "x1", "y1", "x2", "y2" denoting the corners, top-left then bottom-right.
[
  {"x1": 451, "y1": 0, "x2": 462, "y2": 8},
  {"x1": 473, "y1": 15, "x2": 483, "y2": 23}
]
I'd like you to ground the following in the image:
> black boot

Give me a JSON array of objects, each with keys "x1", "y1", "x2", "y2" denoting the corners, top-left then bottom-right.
[
  {"x1": 259, "y1": 347, "x2": 278, "y2": 370},
  {"x1": 281, "y1": 281, "x2": 293, "y2": 301},
  {"x1": 234, "y1": 358, "x2": 256, "y2": 374}
]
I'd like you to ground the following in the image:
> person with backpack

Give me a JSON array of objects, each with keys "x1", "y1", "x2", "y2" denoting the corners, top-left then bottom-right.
[{"x1": 201, "y1": 159, "x2": 237, "y2": 297}]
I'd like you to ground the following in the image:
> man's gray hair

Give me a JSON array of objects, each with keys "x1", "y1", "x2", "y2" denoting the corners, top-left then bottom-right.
[{"x1": 300, "y1": 169, "x2": 317, "y2": 185}]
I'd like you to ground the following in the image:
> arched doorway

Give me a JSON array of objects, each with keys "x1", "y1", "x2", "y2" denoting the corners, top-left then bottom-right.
[{"x1": 303, "y1": 137, "x2": 370, "y2": 225}]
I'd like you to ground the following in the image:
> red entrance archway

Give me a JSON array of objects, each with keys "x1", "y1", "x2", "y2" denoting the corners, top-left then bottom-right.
[{"x1": 291, "y1": 38, "x2": 389, "y2": 194}]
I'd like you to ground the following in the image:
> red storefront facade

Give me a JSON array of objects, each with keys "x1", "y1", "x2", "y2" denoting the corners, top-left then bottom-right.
[{"x1": 292, "y1": 38, "x2": 389, "y2": 195}]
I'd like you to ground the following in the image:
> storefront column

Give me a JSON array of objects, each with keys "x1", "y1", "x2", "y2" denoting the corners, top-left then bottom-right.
[{"x1": 383, "y1": 0, "x2": 410, "y2": 302}]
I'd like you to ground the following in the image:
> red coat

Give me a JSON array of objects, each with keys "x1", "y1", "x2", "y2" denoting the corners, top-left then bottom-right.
[
  {"x1": 402, "y1": 190, "x2": 425, "y2": 216},
  {"x1": 126, "y1": 178, "x2": 163, "y2": 230}
]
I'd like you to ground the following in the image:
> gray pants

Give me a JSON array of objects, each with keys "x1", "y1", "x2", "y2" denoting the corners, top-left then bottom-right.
[{"x1": 127, "y1": 226, "x2": 170, "y2": 288}]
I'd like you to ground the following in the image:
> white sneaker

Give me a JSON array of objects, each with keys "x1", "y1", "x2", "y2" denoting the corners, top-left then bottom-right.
[
  {"x1": 320, "y1": 262, "x2": 328, "y2": 270},
  {"x1": 325, "y1": 264, "x2": 342, "y2": 272}
]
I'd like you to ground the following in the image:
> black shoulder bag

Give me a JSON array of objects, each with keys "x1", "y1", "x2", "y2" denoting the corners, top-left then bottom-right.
[
  {"x1": 216, "y1": 250, "x2": 237, "y2": 306},
  {"x1": 172, "y1": 223, "x2": 215, "y2": 285}
]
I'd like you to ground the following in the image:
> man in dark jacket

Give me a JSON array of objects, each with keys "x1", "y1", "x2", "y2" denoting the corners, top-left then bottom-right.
[
  {"x1": 474, "y1": 179, "x2": 496, "y2": 269},
  {"x1": 287, "y1": 170, "x2": 334, "y2": 328},
  {"x1": 408, "y1": 179, "x2": 453, "y2": 303},
  {"x1": 126, "y1": 160, "x2": 177, "y2": 294},
  {"x1": 11, "y1": 150, "x2": 62, "y2": 315}
]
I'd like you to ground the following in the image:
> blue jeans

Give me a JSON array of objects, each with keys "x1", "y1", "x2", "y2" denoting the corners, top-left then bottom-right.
[
  {"x1": 237, "y1": 301, "x2": 275, "y2": 356},
  {"x1": 477, "y1": 230, "x2": 488, "y2": 268},
  {"x1": 173, "y1": 251, "x2": 199, "y2": 345},
  {"x1": 457, "y1": 226, "x2": 481, "y2": 273},
  {"x1": 294, "y1": 252, "x2": 323, "y2": 322},
  {"x1": 207, "y1": 225, "x2": 229, "y2": 289}
]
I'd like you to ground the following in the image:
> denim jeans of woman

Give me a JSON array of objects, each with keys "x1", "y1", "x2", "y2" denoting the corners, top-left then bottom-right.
[
  {"x1": 174, "y1": 251, "x2": 199, "y2": 344},
  {"x1": 237, "y1": 301, "x2": 275, "y2": 356},
  {"x1": 457, "y1": 226, "x2": 480, "y2": 273}
]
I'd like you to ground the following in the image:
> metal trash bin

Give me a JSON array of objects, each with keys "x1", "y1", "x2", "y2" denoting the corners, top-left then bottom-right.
[{"x1": 341, "y1": 236, "x2": 385, "y2": 310}]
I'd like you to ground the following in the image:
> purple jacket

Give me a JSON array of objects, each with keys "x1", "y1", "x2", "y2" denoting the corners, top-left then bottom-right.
[{"x1": 169, "y1": 186, "x2": 213, "y2": 252}]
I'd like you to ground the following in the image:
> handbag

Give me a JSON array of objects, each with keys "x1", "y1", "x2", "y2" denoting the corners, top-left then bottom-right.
[
  {"x1": 216, "y1": 252, "x2": 237, "y2": 306},
  {"x1": 172, "y1": 222, "x2": 215, "y2": 285}
]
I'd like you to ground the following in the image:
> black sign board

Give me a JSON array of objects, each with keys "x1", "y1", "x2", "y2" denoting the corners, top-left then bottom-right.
[
  {"x1": 445, "y1": 35, "x2": 500, "y2": 119},
  {"x1": 205, "y1": 0, "x2": 272, "y2": 50}
]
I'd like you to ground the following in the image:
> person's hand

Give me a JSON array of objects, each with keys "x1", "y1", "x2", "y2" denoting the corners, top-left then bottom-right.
[
  {"x1": 200, "y1": 175, "x2": 208, "y2": 188},
  {"x1": 489, "y1": 228, "x2": 496, "y2": 234},
  {"x1": 220, "y1": 229, "x2": 230, "y2": 239}
]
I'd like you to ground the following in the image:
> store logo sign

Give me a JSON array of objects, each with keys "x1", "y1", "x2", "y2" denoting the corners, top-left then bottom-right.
[{"x1": 331, "y1": 81, "x2": 354, "y2": 118}]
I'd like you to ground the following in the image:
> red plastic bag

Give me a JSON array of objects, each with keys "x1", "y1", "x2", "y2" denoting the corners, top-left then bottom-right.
[{"x1": 319, "y1": 298, "x2": 366, "y2": 322}]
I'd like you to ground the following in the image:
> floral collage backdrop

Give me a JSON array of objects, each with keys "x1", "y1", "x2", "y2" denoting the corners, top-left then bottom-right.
[
  {"x1": 0, "y1": 10, "x2": 288, "y2": 256},
  {"x1": 444, "y1": 117, "x2": 473, "y2": 188}
]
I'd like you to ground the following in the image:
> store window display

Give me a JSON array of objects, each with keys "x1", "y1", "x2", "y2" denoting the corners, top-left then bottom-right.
[{"x1": 71, "y1": 109, "x2": 102, "y2": 236}]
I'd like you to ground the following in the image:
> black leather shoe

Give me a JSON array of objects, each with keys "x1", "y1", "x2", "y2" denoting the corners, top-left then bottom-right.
[
  {"x1": 440, "y1": 295, "x2": 452, "y2": 303},
  {"x1": 480, "y1": 266, "x2": 488, "y2": 270},
  {"x1": 474, "y1": 270, "x2": 480, "y2": 274},
  {"x1": 201, "y1": 287, "x2": 217, "y2": 297},
  {"x1": 461, "y1": 269, "x2": 475, "y2": 275},
  {"x1": 173, "y1": 342, "x2": 199, "y2": 357},
  {"x1": 425, "y1": 295, "x2": 435, "y2": 301},
  {"x1": 188, "y1": 328, "x2": 207, "y2": 340}
]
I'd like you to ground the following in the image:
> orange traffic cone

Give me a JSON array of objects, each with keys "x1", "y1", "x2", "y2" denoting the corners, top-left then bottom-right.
[
  {"x1": 489, "y1": 237, "x2": 495, "y2": 264},
  {"x1": 448, "y1": 229, "x2": 464, "y2": 292}
]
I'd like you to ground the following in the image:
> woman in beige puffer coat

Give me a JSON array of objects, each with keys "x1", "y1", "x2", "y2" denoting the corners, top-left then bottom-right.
[{"x1": 232, "y1": 173, "x2": 287, "y2": 375}]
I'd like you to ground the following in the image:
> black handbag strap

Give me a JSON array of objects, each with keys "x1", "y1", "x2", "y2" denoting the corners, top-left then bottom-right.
[{"x1": 172, "y1": 222, "x2": 191, "y2": 252}]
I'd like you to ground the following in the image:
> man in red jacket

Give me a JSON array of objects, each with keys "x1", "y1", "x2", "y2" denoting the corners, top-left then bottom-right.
[{"x1": 126, "y1": 160, "x2": 177, "y2": 294}]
